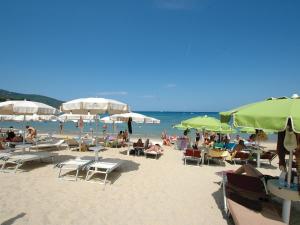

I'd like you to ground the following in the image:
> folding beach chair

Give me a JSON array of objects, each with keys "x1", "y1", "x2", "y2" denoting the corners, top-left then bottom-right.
[{"x1": 85, "y1": 159, "x2": 123, "y2": 186}]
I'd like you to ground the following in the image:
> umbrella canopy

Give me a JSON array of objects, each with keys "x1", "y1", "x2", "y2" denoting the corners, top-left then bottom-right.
[
  {"x1": 0, "y1": 114, "x2": 58, "y2": 122},
  {"x1": 61, "y1": 97, "x2": 129, "y2": 115},
  {"x1": 220, "y1": 95, "x2": 300, "y2": 133},
  {"x1": 58, "y1": 113, "x2": 98, "y2": 122},
  {"x1": 239, "y1": 127, "x2": 275, "y2": 134},
  {"x1": 0, "y1": 100, "x2": 58, "y2": 115},
  {"x1": 208, "y1": 124, "x2": 237, "y2": 134},
  {"x1": 100, "y1": 116, "x2": 123, "y2": 124},
  {"x1": 181, "y1": 115, "x2": 227, "y2": 130},
  {"x1": 173, "y1": 123, "x2": 190, "y2": 130},
  {"x1": 109, "y1": 112, "x2": 160, "y2": 124}
]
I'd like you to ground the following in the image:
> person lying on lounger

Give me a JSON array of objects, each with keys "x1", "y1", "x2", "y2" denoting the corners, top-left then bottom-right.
[{"x1": 144, "y1": 143, "x2": 163, "y2": 154}]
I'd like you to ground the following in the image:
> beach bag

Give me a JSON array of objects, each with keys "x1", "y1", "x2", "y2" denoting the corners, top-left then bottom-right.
[{"x1": 284, "y1": 130, "x2": 297, "y2": 152}]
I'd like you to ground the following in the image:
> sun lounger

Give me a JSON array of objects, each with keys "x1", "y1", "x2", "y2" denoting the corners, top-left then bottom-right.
[
  {"x1": 85, "y1": 159, "x2": 123, "y2": 186},
  {"x1": 183, "y1": 149, "x2": 202, "y2": 166},
  {"x1": 144, "y1": 145, "x2": 163, "y2": 159},
  {"x1": 207, "y1": 149, "x2": 229, "y2": 165},
  {"x1": 55, "y1": 158, "x2": 93, "y2": 181},
  {"x1": 29, "y1": 139, "x2": 65, "y2": 151},
  {"x1": 1, "y1": 152, "x2": 56, "y2": 172},
  {"x1": 226, "y1": 150, "x2": 250, "y2": 165},
  {"x1": 223, "y1": 173, "x2": 285, "y2": 225}
]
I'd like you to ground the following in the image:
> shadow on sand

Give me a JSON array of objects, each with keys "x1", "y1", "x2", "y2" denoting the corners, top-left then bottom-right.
[{"x1": 1, "y1": 212, "x2": 26, "y2": 225}]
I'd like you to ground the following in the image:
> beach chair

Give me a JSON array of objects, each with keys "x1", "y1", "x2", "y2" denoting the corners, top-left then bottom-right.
[
  {"x1": 144, "y1": 144, "x2": 163, "y2": 159},
  {"x1": 260, "y1": 150, "x2": 277, "y2": 165},
  {"x1": 223, "y1": 173, "x2": 284, "y2": 225},
  {"x1": 55, "y1": 158, "x2": 94, "y2": 181},
  {"x1": 85, "y1": 159, "x2": 123, "y2": 186},
  {"x1": 183, "y1": 148, "x2": 202, "y2": 166},
  {"x1": 207, "y1": 148, "x2": 229, "y2": 165},
  {"x1": 132, "y1": 140, "x2": 145, "y2": 156},
  {"x1": 29, "y1": 139, "x2": 65, "y2": 151},
  {"x1": 1, "y1": 152, "x2": 56, "y2": 173},
  {"x1": 65, "y1": 138, "x2": 80, "y2": 151},
  {"x1": 226, "y1": 150, "x2": 250, "y2": 165}
]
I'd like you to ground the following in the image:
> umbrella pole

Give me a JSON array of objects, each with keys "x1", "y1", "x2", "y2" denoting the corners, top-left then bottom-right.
[
  {"x1": 287, "y1": 150, "x2": 293, "y2": 188},
  {"x1": 79, "y1": 127, "x2": 82, "y2": 152},
  {"x1": 23, "y1": 115, "x2": 26, "y2": 145}
]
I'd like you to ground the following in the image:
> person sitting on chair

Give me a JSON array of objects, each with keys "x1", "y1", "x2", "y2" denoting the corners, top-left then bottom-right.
[
  {"x1": 233, "y1": 140, "x2": 246, "y2": 152},
  {"x1": 26, "y1": 125, "x2": 37, "y2": 142},
  {"x1": 6, "y1": 126, "x2": 16, "y2": 141}
]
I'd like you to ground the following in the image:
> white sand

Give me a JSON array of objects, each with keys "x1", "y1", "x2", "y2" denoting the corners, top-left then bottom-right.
[{"x1": 0, "y1": 140, "x2": 299, "y2": 225}]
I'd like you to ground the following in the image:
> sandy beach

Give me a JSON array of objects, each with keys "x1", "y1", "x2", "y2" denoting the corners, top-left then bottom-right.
[{"x1": 0, "y1": 139, "x2": 299, "y2": 225}]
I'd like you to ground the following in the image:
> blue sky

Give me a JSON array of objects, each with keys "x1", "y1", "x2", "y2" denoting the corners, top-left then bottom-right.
[{"x1": 0, "y1": 0, "x2": 299, "y2": 111}]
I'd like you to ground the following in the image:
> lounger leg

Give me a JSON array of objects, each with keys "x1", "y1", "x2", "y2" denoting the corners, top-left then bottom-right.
[
  {"x1": 1, "y1": 161, "x2": 6, "y2": 170},
  {"x1": 104, "y1": 173, "x2": 108, "y2": 185},
  {"x1": 222, "y1": 175, "x2": 227, "y2": 212},
  {"x1": 85, "y1": 170, "x2": 93, "y2": 181},
  {"x1": 75, "y1": 169, "x2": 79, "y2": 181},
  {"x1": 58, "y1": 167, "x2": 62, "y2": 178},
  {"x1": 15, "y1": 163, "x2": 22, "y2": 173}
]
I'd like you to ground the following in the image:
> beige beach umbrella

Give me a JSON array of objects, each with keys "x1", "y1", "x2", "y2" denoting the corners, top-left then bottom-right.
[
  {"x1": 0, "y1": 114, "x2": 58, "y2": 122},
  {"x1": 0, "y1": 100, "x2": 59, "y2": 143},
  {"x1": 110, "y1": 112, "x2": 160, "y2": 154},
  {"x1": 61, "y1": 97, "x2": 129, "y2": 158},
  {"x1": 58, "y1": 113, "x2": 98, "y2": 123},
  {"x1": 61, "y1": 97, "x2": 129, "y2": 115},
  {"x1": 0, "y1": 100, "x2": 58, "y2": 115},
  {"x1": 109, "y1": 112, "x2": 160, "y2": 124}
]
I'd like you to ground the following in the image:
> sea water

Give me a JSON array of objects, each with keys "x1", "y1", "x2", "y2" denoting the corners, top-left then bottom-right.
[{"x1": 0, "y1": 111, "x2": 277, "y2": 141}]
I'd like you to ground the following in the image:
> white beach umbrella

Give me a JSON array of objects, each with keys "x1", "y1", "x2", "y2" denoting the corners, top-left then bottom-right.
[
  {"x1": 109, "y1": 112, "x2": 160, "y2": 124},
  {"x1": 61, "y1": 97, "x2": 129, "y2": 115},
  {"x1": 0, "y1": 100, "x2": 58, "y2": 115},
  {"x1": 58, "y1": 113, "x2": 98, "y2": 123},
  {"x1": 61, "y1": 97, "x2": 129, "y2": 157},
  {"x1": 100, "y1": 116, "x2": 123, "y2": 124},
  {"x1": 0, "y1": 100, "x2": 58, "y2": 144},
  {"x1": 0, "y1": 114, "x2": 58, "y2": 122}
]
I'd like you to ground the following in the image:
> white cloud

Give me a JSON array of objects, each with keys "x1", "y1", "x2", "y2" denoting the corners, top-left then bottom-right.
[
  {"x1": 165, "y1": 83, "x2": 177, "y2": 88},
  {"x1": 96, "y1": 91, "x2": 128, "y2": 96}
]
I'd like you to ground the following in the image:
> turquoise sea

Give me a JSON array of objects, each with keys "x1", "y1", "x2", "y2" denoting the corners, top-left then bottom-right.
[{"x1": 0, "y1": 111, "x2": 277, "y2": 141}]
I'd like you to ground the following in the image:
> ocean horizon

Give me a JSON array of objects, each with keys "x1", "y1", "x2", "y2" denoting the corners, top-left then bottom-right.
[{"x1": 0, "y1": 111, "x2": 277, "y2": 141}]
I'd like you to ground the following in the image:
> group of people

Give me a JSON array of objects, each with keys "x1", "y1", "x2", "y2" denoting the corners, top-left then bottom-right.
[
  {"x1": 0, "y1": 126, "x2": 37, "y2": 144},
  {"x1": 117, "y1": 130, "x2": 129, "y2": 142},
  {"x1": 133, "y1": 138, "x2": 163, "y2": 154}
]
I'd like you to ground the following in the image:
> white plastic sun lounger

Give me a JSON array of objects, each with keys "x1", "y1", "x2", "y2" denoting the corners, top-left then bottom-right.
[
  {"x1": 1, "y1": 152, "x2": 56, "y2": 173},
  {"x1": 85, "y1": 159, "x2": 123, "y2": 186},
  {"x1": 29, "y1": 139, "x2": 65, "y2": 151},
  {"x1": 55, "y1": 158, "x2": 93, "y2": 181}
]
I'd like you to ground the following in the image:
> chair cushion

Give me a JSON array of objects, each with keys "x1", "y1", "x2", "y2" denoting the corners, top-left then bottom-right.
[{"x1": 227, "y1": 199, "x2": 285, "y2": 225}]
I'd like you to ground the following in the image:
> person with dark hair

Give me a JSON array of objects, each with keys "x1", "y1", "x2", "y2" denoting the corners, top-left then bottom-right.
[
  {"x1": 127, "y1": 117, "x2": 133, "y2": 134},
  {"x1": 6, "y1": 126, "x2": 16, "y2": 141},
  {"x1": 59, "y1": 121, "x2": 64, "y2": 134}
]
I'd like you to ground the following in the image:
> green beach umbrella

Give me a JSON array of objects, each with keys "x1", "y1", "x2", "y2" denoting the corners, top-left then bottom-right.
[
  {"x1": 239, "y1": 127, "x2": 276, "y2": 134},
  {"x1": 220, "y1": 94, "x2": 300, "y2": 212},
  {"x1": 220, "y1": 95, "x2": 300, "y2": 133},
  {"x1": 181, "y1": 115, "x2": 228, "y2": 131},
  {"x1": 208, "y1": 124, "x2": 237, "y2": 134},
  {"x1": 172, "y1": 123, "x2": 190, "y2": 130}
]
